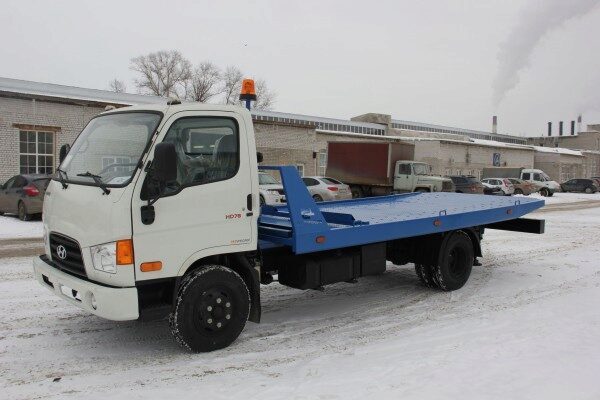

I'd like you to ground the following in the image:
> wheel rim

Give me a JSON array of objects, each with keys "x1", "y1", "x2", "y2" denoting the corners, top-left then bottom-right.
[
  {"x1": 313, "y1": 195, "x2": 322, "y2": 202},
  {"x1": 193, "y1": 287, "x2": 234, "y2": 334},
  {"x1": 447, "y1": 247, "x2": 468, "y2": 280}
]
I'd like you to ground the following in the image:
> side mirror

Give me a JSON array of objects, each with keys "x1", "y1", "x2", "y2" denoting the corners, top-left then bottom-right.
[
  {"x1": 59, "y1": 144, "x2": 71, "y2": 164},
  {"x1": 152, "y1": 142, "x2": 177, "y2": 183},
  {"x1": 257, "y1": 152, "x2": 264, "y2": 163}
]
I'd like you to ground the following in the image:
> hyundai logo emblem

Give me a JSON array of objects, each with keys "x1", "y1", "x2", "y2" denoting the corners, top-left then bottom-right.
[{"x1": 56, "y1": 245, "x2": 67, "y2": 260}]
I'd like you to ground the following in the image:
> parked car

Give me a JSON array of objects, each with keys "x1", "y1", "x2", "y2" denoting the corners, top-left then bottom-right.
[
  {"x1": 591, "y1": 177, "x2": 600, "y2": 187},
  {"x1": 560, "y1": 178, "x2": 598, "y2": 194},
  {"x1": 482, "y1": 182, "x2": 504, "y2": 196},
  {"x1": 258, "y1": 172, "x2": 286, "y2": 205},
  {"x1": 302, "y1": 176, "x2": 352, "y2": 202},
  {"x1": 446, "y1": 175, "x2": 484, "y2": 194},
  {"x1": 481, "y1": 178, "x2": 515, "y2": 196},
  {"x1": 0, "y1": 174, "x2": 50, "y2": 220},
  {"x1": 506, "y1": 178, "x2": 539, "y2": 196}
]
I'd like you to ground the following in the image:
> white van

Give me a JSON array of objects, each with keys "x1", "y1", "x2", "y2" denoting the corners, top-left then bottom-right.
[{"x1": 520, "y1": 169, "x2": 560, "y2": 197}]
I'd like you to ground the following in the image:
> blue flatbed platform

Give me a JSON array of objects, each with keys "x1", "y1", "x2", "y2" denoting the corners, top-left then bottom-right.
[{"x1": 258, "y1": 166, "x2": 545, "y2": 254}]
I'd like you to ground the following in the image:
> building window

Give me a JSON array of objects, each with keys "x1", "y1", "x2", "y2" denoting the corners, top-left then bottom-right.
[
  {"x1": 102, "y1": 156, "x2": 134, "y2": 174},
  {"x1": 317, "y1": 152, "x2": 327, "y2": 176},
  {"x1": 19, "y1": 130, "x2": 54, "y2": 174},
  {"x1": 295, "y1": 164, "x2": 305, "y2": 177}
]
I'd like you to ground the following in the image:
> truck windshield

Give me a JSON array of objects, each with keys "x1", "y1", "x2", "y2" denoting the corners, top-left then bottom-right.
[
  {"x1": 413, "y1": 163, "x2": 431, "y2": 175},
  {"x1": 59, "y1": 112, "x2": 161, "y2": 187}
]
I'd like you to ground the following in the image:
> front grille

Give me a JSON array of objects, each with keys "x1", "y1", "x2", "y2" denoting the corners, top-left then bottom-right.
[
  {"x1": 442, "y1": 181, "x2": 454, "y2": 192},
  {"x1": 49, "y1": 233, "x2": 86, "y2": 278}
]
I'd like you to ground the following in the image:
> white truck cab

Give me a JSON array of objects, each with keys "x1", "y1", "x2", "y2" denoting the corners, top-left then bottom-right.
[
  {"x1": 394, "y1": 161, "x2": 454, "y2": 193},
  {"x1": 34, "y1": 104, "x2": 262, "y2": 348}
]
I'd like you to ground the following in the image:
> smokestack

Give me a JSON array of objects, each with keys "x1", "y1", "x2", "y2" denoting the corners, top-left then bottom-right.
[
  {"x1": 571, "y1": 120, "x2": 575, "y2": 135},
  {"x1": 492, "y1": 116, "x2": 498, "y2": 134},
  {"x1": 559, "y1": 121, "x2": 563, "y2": 136},
  {"x1": 547, "y1": 122, "x2": 552, "y2": 136}
]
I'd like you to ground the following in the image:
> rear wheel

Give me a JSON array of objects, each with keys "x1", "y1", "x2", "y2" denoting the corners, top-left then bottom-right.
[
  {"x1": 514, "y1": 188, "x2": 523, "y2": 195},
  {"x1": 18, "y1": 202, "x2": 31, "y2": 221},
  {"x1": 434, "y1": 231, "x2": 473, "y2": 291},
  {"x1": 415, "y1": 263, "x2": 438, "y2": 288},
  {"x1": 312, "y1": 194, "x2": 323, "y2": 202},
  {"x1": 169, "y1": 265, "x2": 250, "y2": 352}
]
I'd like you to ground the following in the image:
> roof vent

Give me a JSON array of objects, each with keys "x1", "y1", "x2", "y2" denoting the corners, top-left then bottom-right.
[{"x1": 167, "y1": 98, "x2": 181, "y2": 106}]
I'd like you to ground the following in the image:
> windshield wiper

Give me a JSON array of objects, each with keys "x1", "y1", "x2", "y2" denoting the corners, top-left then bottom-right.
[
  {"x1": 56, "y1": 168, "x2": 68, "y2": 189},
  {"x1": 76, "y1": 172, "x2": 110, "y2": 195}
]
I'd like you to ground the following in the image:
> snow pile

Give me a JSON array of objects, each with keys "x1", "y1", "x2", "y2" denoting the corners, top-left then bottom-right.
[{"x1": 0, "y1": 216, "x2": 42, "y2": 239}]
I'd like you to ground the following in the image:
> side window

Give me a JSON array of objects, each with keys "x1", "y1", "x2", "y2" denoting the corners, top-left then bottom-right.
[
  {"x1": 3, "y1": 177, "x2": 16, "y2": 190},
  {"x1": 533, "y1": 173, "x2": 541, "y2": 181},
  {"x1": 522, "y1": 173, "x2": 531, "y2": 180},
  {"x1": 302, "y1": 178, "x2": 318, "y2": 186},
  {"x1": 162, "y1": 117, "x2": 239, "y2": 190},
  {"x1": 14, "y1": 177, "x2": 27, "y2": 188},
  {"x1": 398, "y1": 163, "x2": 411, "y2": 175}
]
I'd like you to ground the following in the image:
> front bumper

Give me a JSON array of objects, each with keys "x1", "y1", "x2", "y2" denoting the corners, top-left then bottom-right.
[{"x1": 33, "y1": 255, "x2": 139, "y2": 321}]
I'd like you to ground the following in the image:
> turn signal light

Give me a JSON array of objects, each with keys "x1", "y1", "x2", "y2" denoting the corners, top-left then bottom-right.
[
  {"x1": 116, "y1": 239, "x2": 134, "y2": 265},
  {"x1": 140, "y1": 261, "x2": 162, "y2": 272}
]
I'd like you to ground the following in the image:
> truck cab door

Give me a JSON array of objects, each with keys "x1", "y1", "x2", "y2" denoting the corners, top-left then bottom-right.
[
  {"x1": 394, "y1": 162, "x2": 413, "y2": 191},
  {"x1": 131, "y1": 111, "x2": 257, "y2": 281}
]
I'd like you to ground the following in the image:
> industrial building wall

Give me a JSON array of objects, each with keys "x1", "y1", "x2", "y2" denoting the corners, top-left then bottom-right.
[
  {"x1": 0, "y1": 96, "x2": 103, "y2": 182},
  {"x1": 581, "y1": 151, "x2": 600, "y2": 178},
  {"x1": 415, "y1": 140, "x2": 534, "y2": 179},
  {"x1": 534, "y1": 152, "x2": 583, "y2": 182}
]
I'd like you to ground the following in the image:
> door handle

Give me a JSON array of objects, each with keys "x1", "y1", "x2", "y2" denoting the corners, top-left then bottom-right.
[{"x1": 246, "y1": 194, "x2": 253, "y2": 211}]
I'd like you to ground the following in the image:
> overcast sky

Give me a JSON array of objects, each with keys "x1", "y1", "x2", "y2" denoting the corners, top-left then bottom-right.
[{"x1": 1, "y1": 0, "x2": 599, "y2": 137}]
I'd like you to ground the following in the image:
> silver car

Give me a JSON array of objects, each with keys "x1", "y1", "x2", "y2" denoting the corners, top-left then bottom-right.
[
  {"x1": 302, "y1": 176, "x2": 352, "y2": 202},
  {"x1": 0, "y1": 174, "x2": 50, "y2": 220}
]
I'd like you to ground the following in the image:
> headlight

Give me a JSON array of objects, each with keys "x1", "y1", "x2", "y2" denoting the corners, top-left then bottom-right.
[{"x1": 90, "y1": 242, "x2": 117, "y2": 274}]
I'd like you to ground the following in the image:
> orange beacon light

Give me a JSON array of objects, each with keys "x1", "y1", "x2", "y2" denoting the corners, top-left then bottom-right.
[{"x1": 239, "y1": 78, "x2": 257, "y2": 110}]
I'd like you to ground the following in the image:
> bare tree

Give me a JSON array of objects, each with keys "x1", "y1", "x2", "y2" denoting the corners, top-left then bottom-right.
[
  {"x1": 221, "y1": 66, "x2": 244, "y2": 105},
  {"x1": 185, "y1": 62, "x2": 221, "y2": 102},
  {"x1": 108, "y1": 79, "x2": 126, "y2": 93},
  {"x1": 130, "y1": 50, "x2": 191, "y2": 97},
  {"x1": 254, "y1": 78, "x2": 276, "y2": 110}
]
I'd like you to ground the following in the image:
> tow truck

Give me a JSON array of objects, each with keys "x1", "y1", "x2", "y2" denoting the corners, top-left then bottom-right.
[{"x1": 33, "y1": 96, "x2": 545, "y2": 352}]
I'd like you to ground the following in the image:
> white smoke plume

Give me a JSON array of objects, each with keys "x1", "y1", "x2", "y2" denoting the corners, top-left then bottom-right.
[{"x1": 492, "y1": 0, "x2": 600, "y2": 107}]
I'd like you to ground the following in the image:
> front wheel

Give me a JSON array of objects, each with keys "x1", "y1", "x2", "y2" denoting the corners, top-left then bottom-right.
[
  {"x1": 540, "y1": 188, "x2": 550, "y2": 197},
  {"x1": 585, "y1": 187, "x2": 593, "y2": 194},
  {"x1": 169, "y1": 265, "x2": 250, "y2": 352},
  {"x1": 514, "y1": 188, "x2": 523, "y2": 195},
  {"x1": 18, "y1": 202, "x2": 31, "y2": 221}
]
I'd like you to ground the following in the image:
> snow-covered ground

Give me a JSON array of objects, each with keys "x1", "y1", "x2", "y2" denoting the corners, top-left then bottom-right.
[
  {"x1": 1, "y1": 196, "x2": 599, "y2": 399},
  {"x1": 0, "y1": 215, "x2": 43, "y2": 239}
]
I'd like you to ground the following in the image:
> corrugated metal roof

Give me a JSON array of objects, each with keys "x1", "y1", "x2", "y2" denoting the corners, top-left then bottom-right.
[
  {"x1": 0, "y1": 76, "x2": 164, "y2": 105},
  {"x1": 392, "y1": 118, "x2": 526, "y2": 144},
  {"x1": 251, "y1": 109, "x2": 385, "y2": 130}
]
